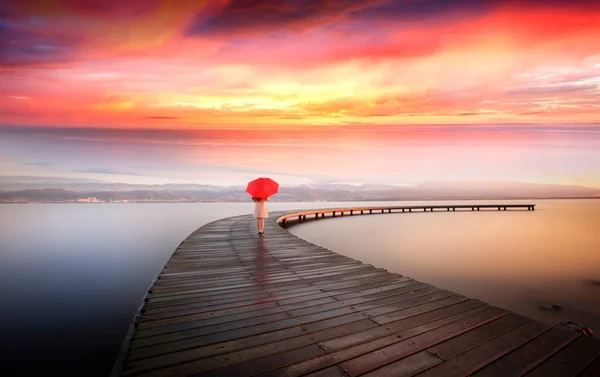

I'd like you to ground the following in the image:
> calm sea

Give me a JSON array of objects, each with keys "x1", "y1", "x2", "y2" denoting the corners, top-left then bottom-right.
[{"x1": 0, "y1": 200, "x2": 598, "y2": 376}]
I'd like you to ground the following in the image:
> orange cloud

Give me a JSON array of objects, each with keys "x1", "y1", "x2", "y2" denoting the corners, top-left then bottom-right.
[{"x1": 1, "y1": 1, "x2": 599, "y2": 127}]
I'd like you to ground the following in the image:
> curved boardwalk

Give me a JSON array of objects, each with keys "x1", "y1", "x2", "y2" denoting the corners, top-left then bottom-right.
[{"x1": 114, "y1": 206, "x2": 600, "y2": 377}]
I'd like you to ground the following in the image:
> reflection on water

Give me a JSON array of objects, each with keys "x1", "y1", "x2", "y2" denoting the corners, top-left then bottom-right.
[
  {"x1": 253, "y1": 237, "x2": 271, "y2": 284},
  {"x1": 289, "y1": 199, "x2": 600, "y2": 338}
]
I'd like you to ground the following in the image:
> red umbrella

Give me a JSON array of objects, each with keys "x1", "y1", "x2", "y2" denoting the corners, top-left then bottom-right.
[{"x1": 246, "y1": 177, "x2": 279, "y2": 199}]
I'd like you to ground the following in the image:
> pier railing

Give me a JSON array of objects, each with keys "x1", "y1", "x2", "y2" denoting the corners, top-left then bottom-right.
[{"x1": 277, "y1": 204, "x2": 535, "y2": 225}]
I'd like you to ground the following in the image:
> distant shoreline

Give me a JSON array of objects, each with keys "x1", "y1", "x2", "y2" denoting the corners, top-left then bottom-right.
[{"x1": 1, "y1": 197, "x2": 598, "y2": 204}]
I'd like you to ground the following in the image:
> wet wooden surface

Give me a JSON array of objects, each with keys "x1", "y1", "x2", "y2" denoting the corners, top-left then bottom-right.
[{"x1": 114, "y1": 208, "x2": 599, "y2": 377}]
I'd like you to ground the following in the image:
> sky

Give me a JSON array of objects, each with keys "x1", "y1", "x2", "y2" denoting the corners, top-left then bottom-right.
[
  {"x1": 1, "y1": 1, "x2": 600, "y2": 187},
  {"x1": 1, "y1": 124, "x2": 600, "y2": 188}
]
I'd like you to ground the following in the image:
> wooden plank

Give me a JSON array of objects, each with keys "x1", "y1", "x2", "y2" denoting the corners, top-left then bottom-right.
[
  {"x1": 189, "y1": 344, "x2": 325, "y2": 377},
  {"x1": 303, "y1": 366, "x2": 346, "y2": 377},
  {"x1": 337, "y1": 307, "x2": 508, "y2": 376},
  {"x1": 143, "y1": 290, "x2": 273, "y2": 310},
  {"x1": 134, "y1": 307, "x2": 288, "y2": 339},
  {"x1": 416, "y1": 320, "x2": 551, "y2": 377},
  {"x1": 136, "y1": 301, "x2": 282, "y2": 328},
  {"x1": 319, "y1": 300, "x2": 488, "y2": 353},
  {"x1": 203, "y1": 344, "x2": 323, "y2": 377},
  {"x1": 128, "y1": 307, "x2": 374, "y2": 360},
  {"x1": 124, "y1": 326, "x2": 310, "y2": 372},
  {"x1": 522, "y1": 335, "x2": 600, "y2": 377},
  {"x1": 361, "y1": 351, "x2": 442, "y2": 377},
  {"x1": 472, "y1": 327, "x2": 580, "y2": 377},
  {"x1": 368, "y1": 294, "x2": 470, "y2": 323},
  {"x1": 123, "y1": 319, "x2": 376, "y2": 376},
  {"x1": 252, "y1": 306, "x2": 505, "y2": 377},
  {"x1": 147, "y1": 279, "x2": 312, "y2": 300},
  {"x1": 144, "y1": 284, "x2": 342, "y2": 315},
  {"x1": 331, "y1": 279, "x2": 418, "y2": 300},
  {"x1": 427, "y1": 313, "x2": 530, "y2": 360},
  {"x1": 130, "y1": 312, "x2": 292, "y2": 349},
  {"x1": 286, "y1": 285, "x2": 438, "y2": 318}
]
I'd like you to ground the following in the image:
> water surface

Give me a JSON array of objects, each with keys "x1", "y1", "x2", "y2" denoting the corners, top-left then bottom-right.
[{"x1": 0, "y1": 202, "x2": 353, "y2": 377}]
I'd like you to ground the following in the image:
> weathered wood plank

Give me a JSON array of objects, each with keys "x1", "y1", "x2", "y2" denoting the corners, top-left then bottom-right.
[
  {"x1": 522, "y1": 335, "x2": 600, "y2": 377},
  {"x1": 252, "y1": 307, "x2": 503, "y2": 377},
  {"x1": 198, "y1": 344, "x2": 325, "y2": 377},
  {"x1": 337, "y1": 307, "x2": 508, "y2": 376},
  {"x1": 361, "y1": 351, "x2": 442, "y2": 377},
  {"x1": 319, "y1": 300, "x2": 488, "y2": 353},
  {"x1": 123, "y1": 320, "x2": 376, "y2": 376},
  {"x1": 416, "y1": 320, "x2": 552, "y2": 377},
  {"x1": 427, "y1": 313, "x2": 530, "y2": 360},
  {"x1": 303, "y1": 366, "x2": 347, "y2": 377},
  {"x1": 471, "y1": 327, "x2": 580, "y2": 377}
]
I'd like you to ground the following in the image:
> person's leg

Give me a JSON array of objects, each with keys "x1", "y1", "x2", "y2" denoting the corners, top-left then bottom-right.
[
  {"x1": 259, "y1": 218, "x2": 265, "y2": 233},
  {"x1": 256, "y1": 219, "x2": 261, "y2": 234}
]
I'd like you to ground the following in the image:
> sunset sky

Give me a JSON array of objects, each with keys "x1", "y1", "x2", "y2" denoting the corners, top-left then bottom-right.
[{"x1": 1, "y1": 0, "x2": 600, "y2": 187}]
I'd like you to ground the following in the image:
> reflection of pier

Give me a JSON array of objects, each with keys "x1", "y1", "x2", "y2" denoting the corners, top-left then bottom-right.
[
  {"x1": 278, "y1": 203, "x2": 536, "y2": 225},
  {"x1": 113, "y1": 206, "x2": 600, "y2": 377}
]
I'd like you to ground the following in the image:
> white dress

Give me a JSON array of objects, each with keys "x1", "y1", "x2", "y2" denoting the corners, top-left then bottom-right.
[{"x1": 254, "y1": 200, "x2": 269, "y2": 218}]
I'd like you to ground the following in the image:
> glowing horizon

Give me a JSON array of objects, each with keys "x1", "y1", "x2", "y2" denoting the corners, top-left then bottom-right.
[
  {"x1": 2, "y1": 124, "x2": 600, "y2": 188},
  {"x1": 2, "y1": 0, "x2": 600, "y2": 128}
]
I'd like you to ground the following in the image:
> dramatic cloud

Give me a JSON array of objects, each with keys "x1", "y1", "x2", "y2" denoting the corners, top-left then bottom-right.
[{"x1": 1, "y1": 0, "x2": 599, "y2": 127}]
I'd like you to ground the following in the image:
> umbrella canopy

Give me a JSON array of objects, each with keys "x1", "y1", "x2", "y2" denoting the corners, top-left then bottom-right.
[{"x1": 246, "y1": 177, "x2": 279, "y2": 199}]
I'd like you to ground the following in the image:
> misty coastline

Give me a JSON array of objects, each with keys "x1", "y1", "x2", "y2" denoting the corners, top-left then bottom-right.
[{"x1": 1, "y1": 179, "x2": 599, "y2": 204}]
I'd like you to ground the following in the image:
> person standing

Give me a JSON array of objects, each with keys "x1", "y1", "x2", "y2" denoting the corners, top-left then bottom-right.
[{"x1": 253, "y1": 197, "x2": 269, "y2": 236}]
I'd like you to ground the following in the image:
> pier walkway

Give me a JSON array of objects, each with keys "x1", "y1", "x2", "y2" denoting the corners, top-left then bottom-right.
[{"x1": 113, "y1": 204, "x2": 600, "y2": 377}]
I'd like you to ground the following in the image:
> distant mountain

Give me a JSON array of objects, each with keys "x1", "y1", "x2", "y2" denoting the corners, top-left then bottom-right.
[
  {"x1": 0, "y1": 178, "x2": 243, "y2": 192},
  {"x1": 0, "y1": 179, "x2": 598, "y2": 203}
]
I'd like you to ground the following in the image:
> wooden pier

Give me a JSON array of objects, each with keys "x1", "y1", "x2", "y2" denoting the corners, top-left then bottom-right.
[
  {"x1": 277, "y1": 204, "x2": 536, "y2": 225},
  {"x1": 112, "y1": 205, "x2": 600, "y2": 377}
]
